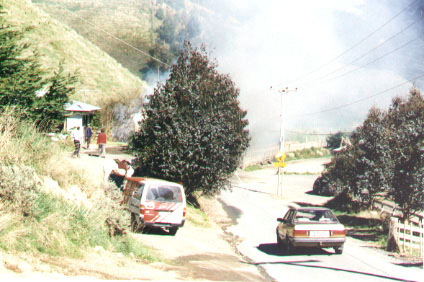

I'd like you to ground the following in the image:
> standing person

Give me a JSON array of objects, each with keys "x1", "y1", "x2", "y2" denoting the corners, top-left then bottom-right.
[
  {"x1": 71, "y1": 126, "x2": 83, "y2": 158},
  {"x1": 97, "y1": 128, "x2": 107, "y2": 158},
  {"x1": 84, "y1": 124, "x2": 93, "y2": 149}
]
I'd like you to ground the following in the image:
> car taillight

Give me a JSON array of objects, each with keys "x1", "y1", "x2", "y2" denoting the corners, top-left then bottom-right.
[
  {"x1": 183, "y1": 207, "x2": 186, "y2": 217},
  {"x1": 331, "y1": 230, "x2": 346, "y2": 236},
  {"x1": 140, "y1": 204, "x2": 145, "y2": 215},
  {"x1": 293, "y1": 230, "x2": 309, "y2": 237}
]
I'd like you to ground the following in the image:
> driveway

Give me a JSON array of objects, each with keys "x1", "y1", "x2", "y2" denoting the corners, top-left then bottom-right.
[{"x1": 220, "y1": 159, "x2": 423, "y2": 282}]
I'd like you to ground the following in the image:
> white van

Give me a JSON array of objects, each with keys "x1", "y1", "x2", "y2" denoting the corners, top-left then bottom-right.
[{"x1": 123, "y1": 177, "x2": 186, "y2": 235}]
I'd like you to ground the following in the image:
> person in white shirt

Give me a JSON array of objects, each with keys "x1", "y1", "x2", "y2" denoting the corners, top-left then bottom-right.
[{"x1": 71, "y1": 126, "x2": 83, "y2": 158}]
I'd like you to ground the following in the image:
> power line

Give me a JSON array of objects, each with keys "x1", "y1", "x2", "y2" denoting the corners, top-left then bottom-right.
[
  {"x1": 270, "y1": 0, "x2": 419, "y2": 89},
  {"x1": 321, "y1": 36, "x2": 421, "y2": 84},
  {"x1": 47, "y1": 2, "x2": 170, "y2": 67},
  {"x1": 293, "y1": 72, "x2": 424, "y2": 117},
  {"x1": 306, "y1": 18, "x2": 421, "y2": 86}
]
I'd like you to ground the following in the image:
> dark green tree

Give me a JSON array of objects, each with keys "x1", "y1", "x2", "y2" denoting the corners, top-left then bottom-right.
[
  {"x1": 130, "y1": 42, "x2": 250, "y2": 198},
  {"x1": 0, "y1": 26, "x2": 46, "y2": 113},
  {"x1": 349, "y1": 107, "x2": 392, "y2": 207},
  {"x1": 386, "y1": 90, "x2": 424, "y2": 220},
  {"x1": 157, "y1": 17, "x2": 178, "y2": 46},
  {"x1": 0, "y1": 22, "x2": 77, "y2": 131},
  {"x1": 326, "y1": 131, "x2": 346, "y2": 152},
  {"x1": 322, "y1": 89, "x2": 424, "y2": 217},
  {"x1": 31, "y1": 63, "x2": 78, "y2": 131}
]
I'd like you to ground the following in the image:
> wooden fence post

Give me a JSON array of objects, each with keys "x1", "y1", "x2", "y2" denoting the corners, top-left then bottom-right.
[{"x1": 387, "y1": 217, "x2": 400, "y2": 252}]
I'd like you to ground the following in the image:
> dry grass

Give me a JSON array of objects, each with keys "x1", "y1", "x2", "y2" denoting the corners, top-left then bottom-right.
[{"x1": 0, "y1": 112, "x2": 154, "y2": 260}]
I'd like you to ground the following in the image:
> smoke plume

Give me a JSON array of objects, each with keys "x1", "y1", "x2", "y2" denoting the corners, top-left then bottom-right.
[{"x1": 189, "y1": 0, "x2": 422, "y2": 148}]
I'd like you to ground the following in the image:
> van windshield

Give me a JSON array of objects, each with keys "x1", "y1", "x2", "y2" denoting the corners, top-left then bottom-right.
[{"x1": 146, "y1": 185, "x2": 183, "y2": 202}]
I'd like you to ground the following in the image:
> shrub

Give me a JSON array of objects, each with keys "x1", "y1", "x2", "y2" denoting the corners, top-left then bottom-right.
[
  {"x1": 0, "y1": 111, "x2": 155, "y2": 261},
  {"x1": 130, "y1": 42, "x2": 250, "y2": 198},
  {"x1": 0, "y1": 164, "x2": 41, "y2": 217}
]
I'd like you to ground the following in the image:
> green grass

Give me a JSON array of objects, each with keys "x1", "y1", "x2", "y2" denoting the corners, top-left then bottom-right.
[
  {"x1": 0, "y1": 112, "x2": 158, "y2": 262},
  {"x1": 244, "y1": 164, "x2": 264, "y2": 172},
  {"x1": 3, "y1": 0, "x2": 145, "y2": 108},
  {"x1": 332, "y1": 211, "x2": 388, "y2": 247},
  {"x1": 32, "y1": 0, "x2": 156, "y2": 78},
  {"x1": 285, "y1": 147, "x2": 331, "y2": 161},
  {"x1": 111, "y1": 234, "x2": 160, "y2": 262},
  {"x1": 186, "y1": 204, "x2": 212, "y2": 228},
  {"x1": 243, "y1": 147, "x2": 330, "y2": 172}
]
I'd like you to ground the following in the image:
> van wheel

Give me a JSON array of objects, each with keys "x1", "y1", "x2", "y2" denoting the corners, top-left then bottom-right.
[
  {"x1": 141, "y1": 226, "x2": 151, "y2": 234},
  {"x1": 168, "y1": 227, "x2": 178, "y2": 235},
  {"x1": 334, "y1": 246, "x2": 343, "y2": 254},
  {"x1": 131, "y1": 213, "x2": 141, "y2": 232}
]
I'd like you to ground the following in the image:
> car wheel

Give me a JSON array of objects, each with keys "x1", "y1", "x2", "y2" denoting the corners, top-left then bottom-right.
[
  {"x1": 276, "y1": 228, "x2": 283, "y2": 246},
  {"x1": 168, "y1": 227, "x2": 178, "y2": 235},
  {"x1": 285, "y1": 238, "x2": 293, "y2": 255},
  {"x1": 334, "y1": 246, "x2": 343, "y2": 254},
  {"x1": 276, "y1": 233, "x2": 283, "y2": 248}
]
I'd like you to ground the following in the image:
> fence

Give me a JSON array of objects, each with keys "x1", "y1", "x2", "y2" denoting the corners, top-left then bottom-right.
[
  {"x1": 395, "y1": 219, "x2": 424, "y2": 256},
  {"x1": 374, "y1": 199, "x2": 424, "y2": 258},
  {"x1": 242, "y1": 144, "x2": 279, "y2": 168},
  {"x1": 241, "y1": 141, "x2": 326, "y2": 168}
]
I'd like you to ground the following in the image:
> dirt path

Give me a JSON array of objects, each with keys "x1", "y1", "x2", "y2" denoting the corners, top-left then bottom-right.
[{"x1": 0, "y1": 145, "x2": 269, "y2": 281}]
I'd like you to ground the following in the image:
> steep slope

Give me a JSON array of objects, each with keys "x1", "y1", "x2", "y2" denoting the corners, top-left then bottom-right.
[
  {"x1": 33, "y1": 0, "x2": 163, "y2": 77},
  {"x1": 2, "y1": 0, "x2": 145, "y2": 107}
]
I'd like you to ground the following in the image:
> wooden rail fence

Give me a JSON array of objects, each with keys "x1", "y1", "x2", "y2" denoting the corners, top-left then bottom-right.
[
  {"x1": 374, "y1": 199, "x2": 423, "y2": 258},
  {"x1": 394, "y1": 219, "x2": 424, "y2": 257}
]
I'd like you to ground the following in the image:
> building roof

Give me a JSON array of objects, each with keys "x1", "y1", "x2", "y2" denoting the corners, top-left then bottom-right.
[{"x1": 65, "y1": 100, "x2": 101, "y2": 112}]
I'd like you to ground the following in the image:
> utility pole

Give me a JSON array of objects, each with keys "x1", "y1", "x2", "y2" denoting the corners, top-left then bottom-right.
[{"x1": 276, "y1": 86, "x2": 297, "y2": 196}]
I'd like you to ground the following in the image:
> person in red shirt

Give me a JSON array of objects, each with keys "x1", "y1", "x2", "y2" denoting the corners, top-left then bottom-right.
[{"x1": 97, "y1": 128, "x2": 107, "y2": 158}]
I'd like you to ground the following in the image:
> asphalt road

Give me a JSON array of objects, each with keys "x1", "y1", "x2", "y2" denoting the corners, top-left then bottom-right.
[{"x1": 220, "y1": 160, "x2": 423, "y2": 282}]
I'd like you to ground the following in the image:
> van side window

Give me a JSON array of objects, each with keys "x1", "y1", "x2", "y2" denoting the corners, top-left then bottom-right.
[{"x1": 134, "y1": 184, "x2": 144, "y2": 200}]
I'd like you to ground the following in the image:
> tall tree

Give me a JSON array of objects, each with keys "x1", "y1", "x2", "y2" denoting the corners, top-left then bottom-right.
[
  {"x1": 0, "y1": 21, "x2": 77, "y2": 131},
  {"x1": 349, "y1": 107, "x2": 392, "y2": 207},
  {"x1": 30, "y1": 63, "x2": 78, "y2": 131},
  {"x1": 386, "y1": 90, "x2": 424, "y2": 220},
  {"x1": 0, "y1": 25, "x2": 46, "y2": 113},
  {"x1": 130, "y1": 42, "x2": 250, "y2": 198},
  {"x1": 322, "y1": 89, "x2": 424, "y2": 217}
]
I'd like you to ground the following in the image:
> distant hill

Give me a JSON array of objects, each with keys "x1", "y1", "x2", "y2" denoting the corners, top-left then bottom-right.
[{"x1": 3, "y1": 0, "x2": 145, "y2": 107}]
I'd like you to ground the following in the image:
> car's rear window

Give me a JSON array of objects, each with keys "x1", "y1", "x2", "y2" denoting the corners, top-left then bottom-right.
[
  {"x1": 146, "y1": 185, "x2": 183, "y2": 202},
  {"x1": 295, "y1": 209, "x2": 338, "y2": 223}
]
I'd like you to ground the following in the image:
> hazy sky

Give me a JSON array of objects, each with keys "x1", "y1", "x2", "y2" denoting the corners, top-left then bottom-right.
[{"x1": 192, "y1": 0, "x2": 422, "y2": 147}]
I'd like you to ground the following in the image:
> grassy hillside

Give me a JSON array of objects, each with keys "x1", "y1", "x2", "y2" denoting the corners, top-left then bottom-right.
[
  {"x1": 33, "y1": 0, "x2": 163, "y2": 77},
  {"x1": 32, "y1": 0, "x2": 206, "y2": 78},
  {"x1": 2, "y1": 0, "x2": 145, "y2": 107}
]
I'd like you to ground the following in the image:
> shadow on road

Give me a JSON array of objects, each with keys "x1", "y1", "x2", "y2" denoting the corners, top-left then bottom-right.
[
  {"x1": 244, "y1": 252, "x2": 416, "y2": 282},
  {"x1": 136, "y1": 227, "x2": 174, "y2": 236},
  {"x1": 257, "y1": 243, "x2": 335, "y2": 257},
  {"x1": 393, "y1": 261, "x2": 423, "y2": 268}
]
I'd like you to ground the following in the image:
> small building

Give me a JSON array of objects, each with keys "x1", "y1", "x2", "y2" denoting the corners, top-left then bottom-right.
[{"x1": 64, "y1": 100, "x2": 100, "y2": 134}]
